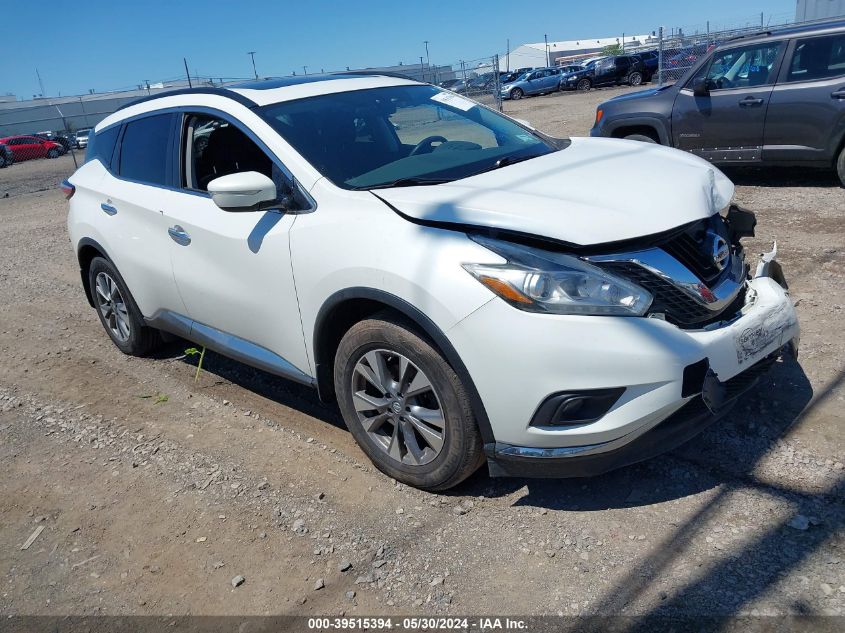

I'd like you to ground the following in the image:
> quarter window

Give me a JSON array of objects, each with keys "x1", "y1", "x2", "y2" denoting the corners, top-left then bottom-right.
[
  {"x1": 786, "y1": 34, "x2": 845, "y2": 82},
  {"x1": 117, "y1": 114, "x2": 173, "y2": 186},
  {"x1": 86, "y1": 125, "x2": 120, "y2": 168}
]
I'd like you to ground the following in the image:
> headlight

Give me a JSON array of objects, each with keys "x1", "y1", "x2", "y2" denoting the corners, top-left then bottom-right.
[{"x1": 463, "y1": 235, "x2": 652, "y2": 316}]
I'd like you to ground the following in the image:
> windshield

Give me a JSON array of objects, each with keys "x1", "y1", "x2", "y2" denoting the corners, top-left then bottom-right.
[{"x1": 259, "y1": 84, "x2": 556, "y2": 190}]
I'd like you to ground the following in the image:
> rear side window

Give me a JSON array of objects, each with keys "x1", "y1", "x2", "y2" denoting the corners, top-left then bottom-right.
[
  {"x1": 117, "y1": 114, "x2": 174, "y2": 186},
  {"x1": 85, "y1": 125, "x2": 120, "y2": 168},
  {"x1": 786, "y1": 34, "x2": 845, "y2": 82}
]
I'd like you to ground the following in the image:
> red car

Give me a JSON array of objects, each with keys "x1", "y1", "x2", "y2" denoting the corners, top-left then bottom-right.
[{"x1": 0, "y1": 135, "x2": 62, "y2": 161}]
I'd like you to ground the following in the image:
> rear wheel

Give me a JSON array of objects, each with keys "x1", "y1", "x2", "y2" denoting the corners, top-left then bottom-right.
[
  {"x1": 629, "y1": 71, "x2": 643, "y2": 86},
  {"x1": 88, "y1": 257, "x2": 161, "y2": 356},
  {"x1": 837, "y1": 145, "x2": 845, "y2": 187},
  {"x1": 334, "y1": 315, "x2": 484, "y2": 490},
  {"x1": 577, "y1": 78, "x2": 591, "y2": 91},
  {"x1": 47, "y1": 148, "x2": 59, "y2": 159}
]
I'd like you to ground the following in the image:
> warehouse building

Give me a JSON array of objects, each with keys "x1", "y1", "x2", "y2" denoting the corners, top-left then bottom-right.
[{"x1": 501, "y1": 34, "x2": 654, "y2": 70}]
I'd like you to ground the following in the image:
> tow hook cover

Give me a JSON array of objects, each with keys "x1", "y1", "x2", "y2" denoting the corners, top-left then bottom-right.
[{"x1": 701, "y1": 369, "x2": 727, "y2": 414}]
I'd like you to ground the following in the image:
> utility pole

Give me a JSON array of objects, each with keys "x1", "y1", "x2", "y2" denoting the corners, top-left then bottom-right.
[
  {"x1": 35, "y1": 68, "x2": 45, "y2": 97},
  {"x1": 247, "y1": 51, "x2": 258, "y2": 79},
  {"x1": 420, "y1": 56, "x2": 426, "y2": 82},
  {"x1": 544, "y1": 34, "x2": 549, "y2": 66},
  {"x1": 303, "y1": 66, "x2": 308, "y2": 75},
  {"x1": 183, "y1": 58, "x2": 192, "y2": 88},
  {"x1": 144, "y1": 80, "x2": 150, "y2": 94},
  {"x1": 423, "y1": 40, "x2": 431, "y2": 83},
  {"x1": 622, "y1": 32, "x2": 625, "y2": 52},
  {"x1": 506, "y1": 38, "x2": 510, "y2": 71}
]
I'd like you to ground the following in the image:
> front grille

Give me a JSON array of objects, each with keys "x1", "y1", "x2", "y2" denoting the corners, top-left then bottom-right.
[
  {"x1": 599, "y1": 260, "x2": 745, "y2": 327},
  {"x1": 594, "y1": 216, "x2": 747, "y2": 328}
]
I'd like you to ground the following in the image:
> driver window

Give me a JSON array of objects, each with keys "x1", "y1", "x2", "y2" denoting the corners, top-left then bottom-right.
[
  {"x1": 705, "y1": 43, "x2": 783, "y2": 89},
  {"x1": 183, "y1": 114, "x2": 275, "y2": 192},
  {"x1": 389, "y1": 104, "x2": 497, "y2": 152}
]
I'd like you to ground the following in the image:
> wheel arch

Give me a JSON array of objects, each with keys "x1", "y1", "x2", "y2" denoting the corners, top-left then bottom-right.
[
  {"x1": 77, "y1": 238, "x2": 113, "y2": 308},
  {"x1": 606, "y1": 116, "x2": 670, "y2": 145},
  {"x1": 312, "y1": 287, "x2": 495, "y2": 444}
]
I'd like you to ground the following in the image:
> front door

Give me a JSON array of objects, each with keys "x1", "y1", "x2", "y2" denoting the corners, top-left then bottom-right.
[
  {"x1": 672, "y1": 41, "x2": 786, "y2": 162},
  {"x1": 162, "y1": 111, "x2": 312, "y2": 379}
]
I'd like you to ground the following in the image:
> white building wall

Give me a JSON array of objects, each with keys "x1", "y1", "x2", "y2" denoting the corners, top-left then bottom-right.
[{"x1": 796, "y1": 0, "x2": 845, "y2": 21}]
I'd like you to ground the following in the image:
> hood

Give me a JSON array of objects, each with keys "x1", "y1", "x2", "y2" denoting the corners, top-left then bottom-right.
[
  {"x1": 605, "y1": 85, "x2": 672, "y2": 103},
  {"x1": 375, "y1": 137, "x2": 734, "y2": 247}
]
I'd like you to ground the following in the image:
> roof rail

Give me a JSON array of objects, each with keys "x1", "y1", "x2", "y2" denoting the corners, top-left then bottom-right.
[
  {"x1": 726, "y1": 29, "x2": 772, "y2": 42},
  {"x1": 331, "y1": 70, "x2": 427, "y2": 83},
  {"x1": 114, "y1": 86, "x2": 257, "y2": 114}
]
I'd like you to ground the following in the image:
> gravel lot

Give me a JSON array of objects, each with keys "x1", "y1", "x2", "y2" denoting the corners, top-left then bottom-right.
[{"x1": 1, "y1": 87, "x2": 844, "y2": 620}]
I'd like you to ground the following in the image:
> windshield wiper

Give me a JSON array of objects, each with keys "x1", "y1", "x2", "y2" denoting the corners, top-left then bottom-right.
[
  {"x1": 491, "y1": 154, "x2": 539, "y2": 170},
  {"x1": 351, "y1": 177, "x2": 452, "y2": 191}
]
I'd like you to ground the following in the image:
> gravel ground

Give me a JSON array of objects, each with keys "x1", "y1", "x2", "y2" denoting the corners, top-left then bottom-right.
[{"x1": 0, "y1": 87, "x2": 843, "y2": 619}]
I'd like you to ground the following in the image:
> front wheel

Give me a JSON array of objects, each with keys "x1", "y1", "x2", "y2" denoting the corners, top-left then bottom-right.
[
  {"x1": 334, "y1": 315, "x2": 484, "y2": 490},
  {"x1": 576, "y1": 78, "x2": 591, "y2": 91},
  {"x1": 511, "y1": 88, "x2": 523, "y2": 100},
  {"x1": 837, "y1": 145, "x2": 845, "y2": 188},
  {"x1": 624, "y1": 133, "x2": 657, "y2": 143},
  {"x1": 47, "y1": 148, "x2": 59, "y2": 159},
  {"x1": 628, "y1": 72, "x2": 643, "y2": 86}
]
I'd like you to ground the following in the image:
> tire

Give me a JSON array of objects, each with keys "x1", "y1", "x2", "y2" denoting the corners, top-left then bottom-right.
[
  {"x1": 0, "y1": 154, "x2": 7, "y2": 168},
  {"x1": 629, "y1": 72, "x2": 643, "y2": 86},
  {"x1": 624, "y1": 133, "x2": 657, "y2": 143},
  {"x1": 88, "y1": 257, "x2": 161, "y2": 356},
  {"x1": 47, "y1": 148, "x2": 59, "y2": 159},
  {"x1": 511, "y1": 88, "x2": 523, "y2": 100},
  {"x1": 837, "y1": 144, "x2": 845, "y2": 188},
  {"x1": 334, "y1": 315, "x2": 485, "y2": 490},
  {"x1": 576, "y1": 78, "x2": 591, "y2": 91}
]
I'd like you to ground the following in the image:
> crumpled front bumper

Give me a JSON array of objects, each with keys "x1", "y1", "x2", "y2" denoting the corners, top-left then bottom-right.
[{"x1": 482, "y1": 248, "x2": 800, "y2": 479}]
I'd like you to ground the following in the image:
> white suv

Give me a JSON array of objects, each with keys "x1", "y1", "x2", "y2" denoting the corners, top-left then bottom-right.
[{"x1": 65, "y1": 74, "x2": 799, "y2": 490}]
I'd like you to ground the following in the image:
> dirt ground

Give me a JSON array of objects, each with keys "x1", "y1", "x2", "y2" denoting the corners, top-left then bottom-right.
[{"x1": 1, "y1": 86, "x2": 844, "y2": 620}]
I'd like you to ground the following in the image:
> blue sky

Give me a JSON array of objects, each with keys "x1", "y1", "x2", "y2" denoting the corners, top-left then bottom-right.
[{"x1": 3, "y1": 0, "x2": 795, "y2": 98}]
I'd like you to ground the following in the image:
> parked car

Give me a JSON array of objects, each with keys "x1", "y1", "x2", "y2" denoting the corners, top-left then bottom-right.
[
  {"x1": 560, "y1": 55, "x2": 646, "y2": 91},
  {"x1": 438, "y1": 79, "x2": 461, "y2": 90},
  {"x1": 33, "y1": 132, "x2": 69, "y2": 155},
  {"x1": 558, "y1": 60, "x2": 599, "y2": 91},
  {"x1": 0, "y1": 135, "x2": 62, "y2": 161},
  {"x1": 0, "y1": 142, "x2": 13, "y2": 168},
  {"x1": 556, "y1": 64, "x2": 584, "y2": 74},
  {"x1": 65, "y1": 74, "x2": 798, "y2": 490},
  {"x1": 591, "y1": 19, "x2": 845, "y2": 185},
  {"x1": 75, "y1": 128, "x2": 92, "y2": 149},
  {"x1": 500, "y1": 67, "x2": 561, "y2": 99},
  {"x1": 630, "y1": 50, "x2": 659, "y2": 81},
  {"x1": 499, "y1": 71, "x2": 522, "y2": 84}
]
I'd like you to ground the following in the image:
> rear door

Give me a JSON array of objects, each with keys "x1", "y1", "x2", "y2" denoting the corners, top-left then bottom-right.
[
  {"x1": 97, "y1": 113, "x2": 186, "y2": 318},
  {"x1": 764, "y1": 32, "x2": 845, "y2": 163},
  {"x1": 671, "y1": 41, "x2": 786, "y2": 162}
]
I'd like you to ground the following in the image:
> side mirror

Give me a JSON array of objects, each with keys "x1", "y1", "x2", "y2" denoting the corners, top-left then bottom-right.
[
  {"x1": 692, "y1": 77, "x2": 711, "y2": 97},
  {"x1": 208, "y1": 171, "x2": 279, "y2": 212}
]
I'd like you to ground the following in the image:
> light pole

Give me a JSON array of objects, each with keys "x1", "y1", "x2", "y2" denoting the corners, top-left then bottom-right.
[
  {"x1": 544, "y1": 34, "x2": 549, "y2": 66},
  {"x1": 303, "y1": 66, "x2": 308, "y2": 76},
  {"x1": 247, "y1": 51, "x2": 258, "y2": 79},
  {"x1": 423, "y1": 40, "x2": 431, "y2": 81}
]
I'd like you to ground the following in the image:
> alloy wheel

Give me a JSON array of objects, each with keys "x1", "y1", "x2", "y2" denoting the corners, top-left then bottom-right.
[
  {"x1": 95, "y1": 272, "x2": 131, "y2": 342},
  {"x1": 351, "y1": 349, "x2": 445, "y2": 466}
]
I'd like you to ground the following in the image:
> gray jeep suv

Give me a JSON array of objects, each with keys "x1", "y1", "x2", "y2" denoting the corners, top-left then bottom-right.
[{"x1": 591, "y1": 19, "x2": 845, "y2": 185}]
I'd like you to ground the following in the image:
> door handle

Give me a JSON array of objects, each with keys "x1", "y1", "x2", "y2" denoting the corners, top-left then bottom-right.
[
  {"x1": 738, "y1": 96, "x2": 765, "y2": 107},
  {"x1": 100, "y1": 202, "x2": 117, "y2": 216},
  {"x1": 168, "y1": 225, "x2": 191, "y2": 246},
  {"x1": 832, "y1": 88, "x2": 845, "y2": 99}
]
